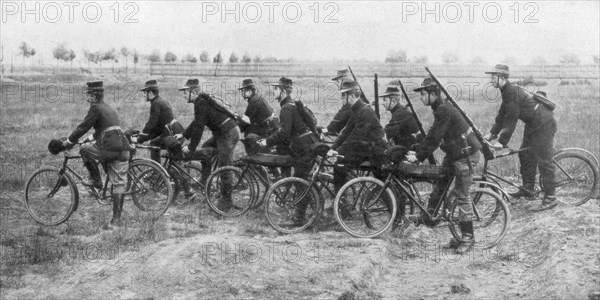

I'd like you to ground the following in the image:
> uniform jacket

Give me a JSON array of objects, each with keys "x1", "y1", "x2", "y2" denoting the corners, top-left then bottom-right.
[
  {"x1": 242, "y1": 94, "x2": 278, "y2": 137},
  {"x1": 183, "y1": 93, "x2": 238, "y2": 152},
  {"x1": 327, "y1": 103, "x2": 352, "y2": 134},
  {"x1": 385, "y1": 104, "x2": 419, "y2": 147},
  {"x1": 68, "y1": 100, "x2": 121, "y2": 144},
  {"x1": 490, "y1": 81, "x2": 555, "y2": 146},
  {"x1": 332, "y1": 99, "x2": 388, "y2": 157},
  {"x1": 266, "y1": 96, "x2": 316, "y2": 154},
  {"x1": 416, "y1": 99, "x2": 475, "y2": 162},
  {"x1": 141, "y1": 96, "x2": 176, "y2": 140}
]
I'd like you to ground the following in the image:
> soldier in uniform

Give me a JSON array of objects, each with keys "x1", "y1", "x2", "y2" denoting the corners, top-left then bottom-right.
[
  {"x1": 484, "y1": 64, "x2": 558, "y2": 211},
  {"x1": 175, "y1": 79, "x2": 241, "y2": 211},
  {"x1": 380, "y1": 86, "x2": 420, "y2": 148},
  {"x1": 63, "y1": 81, "x2": 130, "y2": 227},
  {"x1": 406, "y1": 77, "x2": 482, "y2": 254},
  {"x1": 258, "y1": 77, "x2": 319, "y2": 226},
  {"x1": 328, "y1": 81, "x2": 389, "y2": 193},
  {"x1": 326, "y1": 69, "x2": 352, "y2": 135},
  {"x1": 236, "y1": 78, "x2": 280, "y2": 156}
]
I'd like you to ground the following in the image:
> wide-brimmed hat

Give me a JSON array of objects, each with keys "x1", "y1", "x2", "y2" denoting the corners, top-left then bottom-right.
[
  {"x1": 238, "y1": 79, "x2": 256, "y2": 90},
  {"x1": 379, "y1": 86, "x2": 401, "y2": 97},
  {"x1": 331, "y1": 69, "x2": 349, "y2": 81},
  {"x1": 85, "y1": 81, "x2": 103, "y2": 92},
  {"x1": 484, "y1": 64, "x2": 510, "y2": 77},
  {"x1": 140, "y1": 79, "x2": 159, "y2": 91},
  {"x1": 178, "y1": 79, "x2": 200, "y2": 91},
  {"x1": 270, "y1": 77, "x2": 293, "y2": 89},
  {"x1": 336, "y1": 80, "x2": 360, "y2": 94},
  {"x1": 413, "y1": 77, "x2": 439, "y2": 92}
]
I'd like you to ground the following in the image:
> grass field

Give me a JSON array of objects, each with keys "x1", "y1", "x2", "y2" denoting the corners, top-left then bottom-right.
[{"x1": 0, "y1": 73, "x2": 599, "y2": 299}]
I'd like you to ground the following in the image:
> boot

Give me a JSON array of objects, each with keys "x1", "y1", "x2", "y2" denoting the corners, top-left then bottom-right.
[
  {"x1": 284, "y1": 208, "x2": 306, "y2": 227},
  {"x1": 217, "y1": 189, "x2": 233, "y2": 212},
  {"x1": 109, "y1": 193, "x2": 123, "y2": 227},
  {"x1": 532, "y1": 195, "x2": 558, "y2": 212},
  {"x1": 509, "y1": 183, "x2": 535, "y2": 199},
  {"x1": 455, "y1": 221, "x2": 475, "y2": 254},
  {"x1": 82, "y1": 161, "x2": 102, "y2": 189}
]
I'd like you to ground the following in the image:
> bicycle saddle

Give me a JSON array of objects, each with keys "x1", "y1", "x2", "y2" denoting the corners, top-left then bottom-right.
[
  {"x1": 310, "y1": 143, "x2": 331, "y2": 157},
  {"x1": 244, "y1": 153, "x2": 295, "y2": 168}
]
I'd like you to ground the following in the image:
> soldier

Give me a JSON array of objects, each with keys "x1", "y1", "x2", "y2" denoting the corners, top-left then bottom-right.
[
  {"x1": 62, "y1": 81, "x2": 130, "y2": 227},
  {"x1": 137, "y1": 80, "x2": 185, "y2": 162},
  {"x1": 326, "y1": 69, "x2": 352, "y2": 135},
  {"x1": 175, "y1": 79, "x2": 241, "y2": 210},
  {"x1": 328, "y1": 81, "x2": 389, "y2": 193},
  {"x1": 258, "y1": 77, "x2": 319, "y2": 226},
  {"x1": 483, "y1": 64, "x2": 558, "y2": 211},
  {"x1": 379, "y1": 86, "x2": 420, "y2": 148},
  {"x1": 236, "y1": 78, "x2": 280, "y2": 156},
  {"x1": 406, "y1": 77, "x2": 482, "y2": 254}
]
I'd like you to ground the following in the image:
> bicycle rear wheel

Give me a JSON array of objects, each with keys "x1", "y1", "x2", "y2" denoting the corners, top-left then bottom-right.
[
  {"x1": 205, "y1": 166, "x2": 255, "y2": 217},
  {"x1": 264, "y1": 177, "x2": 322, "y2": 234},
  {"x1": 548, "y1": 152, "x2": 598, "y2": 206},
  {"x1": 334, "y1": 177, "x2": 397, "y2": 238},
  {"x1": 448, "y1": 188, "x2": 510, "y2": 249},
  {"x1": 24, "y1": 166, "x2": 79, "y2": 226},
  {"x1": 127, "y1": 159, "x2": 173, "y2": 219}
]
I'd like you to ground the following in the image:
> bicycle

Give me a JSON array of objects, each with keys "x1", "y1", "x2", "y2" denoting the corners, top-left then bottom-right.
[
  {"x1": 24, "y1": 142, "x2": 173, "y2": 226},
  {"x1": 479, "y1": 141, "x2": 598, "y2": 206},
  {"x1": 334, "y1": 159, "x2": 509, "y2": 249}
]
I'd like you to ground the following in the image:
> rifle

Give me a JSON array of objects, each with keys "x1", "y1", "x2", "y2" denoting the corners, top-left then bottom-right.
[
  {"x1": 347, "y1": 65, "x2": 370, "y2": 104},
  {"x1": 398, "y1": 80, "x2": 437, "y2": 165},
  {"x1": 374, "y1": 73, "x2": 380, "y2": 120},
  {"x1": 425, "y1": 67, "x2": 495, "y2": 161}
]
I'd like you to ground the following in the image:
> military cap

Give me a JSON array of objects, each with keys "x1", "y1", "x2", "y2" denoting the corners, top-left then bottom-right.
[
  {"x1": 379, "y1": 86, "x2": 401, "y2": 97},
  {"x1": 485, "y1": 64, "x2": 510, "y2": 77},
  {"x1": 179, "y1": 78, "x2": 200, "y2": 91},
  {"x1": 271, "y1": 77, "x2": 294, "y2": 89},
  {"x1": 85, "y1": 81, "x2": 104, "y2": 91},
  {"x1": 331, "y1": 69, "x2": 349, "y2": 81},
  {"x1": 238, "y1": 78, "x2": 256, "y2": 90},
  {"x1": 140, "y1": 79, "x2": 159, "y2": 91},
  {"x1": 413, "y1": 77, "x2": 439, "y2": 92},
  {"x1": 336, "y1": 80, "x2": 360, "y2": 94}
]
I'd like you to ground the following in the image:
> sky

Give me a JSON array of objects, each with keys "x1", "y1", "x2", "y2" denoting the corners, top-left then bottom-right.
[{"x1": 1, "y1": 1, "x2": 599, "y2": 64}]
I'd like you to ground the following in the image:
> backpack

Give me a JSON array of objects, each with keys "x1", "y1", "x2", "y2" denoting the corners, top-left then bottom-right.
[
  {"x1": 202, "y1": 93, "x2": 239, "y2": 120},
  {"x1": 294, "y1": 100, "x2": 319, "y2": 139}
]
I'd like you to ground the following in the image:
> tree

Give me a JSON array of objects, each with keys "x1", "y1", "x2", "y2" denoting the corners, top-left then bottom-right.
[
  {"x1": 183, "y1": 53, "x2": 197, "y2": 63},
  {"x1": 530, "y1": 56, "x2": 547, "y2": 65},
  {"x1": 120, "y1": 47, "x2": 130, "y2": 73},
  {"x1": 442, "y1": 51, "x2": 459, "y2": 64},
  {"x1": 560, "y1": 53, "x2": 580, "y2": 65},
  {"x1": 83, "y1": 49, "x2": 99, "y2": 66},
  {"x1": 229, "y1": 52, "x2": 239, "y2": 63},
  {"x1": 242, "y1": 52, "x2": 252, "y2": 63},
  {"x1": 52, "y1": 44, "x2": 68, "y2": 62},
  {"x1": 164, "y1": 51, "x2": 178, "y2": 63},
  {"x1": 102, "y1": 48, "x2": 118, "y2": 72},
  {"x1": 19, "y1": 42, "x2": 36, "y2": 72},
  {"x1": 594, "y1": 55, "x2": 600, "y2": 65},
  {"x1": 384, "y1": 49, "x2": 407, "y2": 63},
  {"x1": 66, "y1": 50, "x2": 76, "y2": 66},
  {"x1": 133, "y1": 50, "x2": 139, "y2": 73},
  {"x1": 213, "y1": 52, "x2": 223, "y2": 63},
  {"x1": 253, "y1": 55, "x2": 262, "y2": 63},
  {"x1": 470, "y1": 56, "x2": 486, "y2": 65},
  {"x1": 148, "y1": 50, "x2": 161, "y2": 63},
  {"x1": 262, "y1": 56, "x2": 279, "y2": 63},
  {"x1": 199, "y1": 51, "x2": 210, "y2": 63},
  {"x1": 410, "y1": 55, "x2": 428, "y2": 64}
]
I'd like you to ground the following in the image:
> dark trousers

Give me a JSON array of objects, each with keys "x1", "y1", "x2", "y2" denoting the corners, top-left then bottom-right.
[
  {"x1": 519, "y1": 118, "x2": 557, "y2": 196},
  {"x1": 201, "y1": 127, "x2": 240, "y2": 196}
]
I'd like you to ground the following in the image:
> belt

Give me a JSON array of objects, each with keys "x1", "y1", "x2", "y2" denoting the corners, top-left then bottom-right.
[
  {"x1": 534, "y1": 104, "x2": 540, "y2": 111},
  {"x1": 102, "y1": 126, "x2": 122, "y2": 133},
  {"x1": 217, "y1": 118, "x2": 232, "y2": 128},
  {"x1": 260, "y1": 114, "x2": 276, "y2": 125},
  {"x1": 296, "y1": 131, "x2": 312, "y2": 138},
  {"x1": 168, "y1": 119, "x2": 178, "y2": 126}
]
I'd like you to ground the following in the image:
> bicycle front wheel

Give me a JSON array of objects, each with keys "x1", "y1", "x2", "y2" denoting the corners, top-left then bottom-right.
[
  {"x1": 205, "y1": 166, "x2": 255, "y2": 217},
  {"x1": 549, "y1": 152, "x2": 598, "y2": 206},
  {"x1": 448, "y1": 188, "x2": 510, "y2": 249},
  {"x1": 24, "y1": 166, "x2": 79, "y2": 226},
  {"x1": 334, "y1": 177, "x2": 397, "y2": 238},
  {"x1": 264, "y1": 177, "x2": 322, "y2": 234},
  {"x1": 127, "y1": 159, "x2": 173, "y2": 219}
]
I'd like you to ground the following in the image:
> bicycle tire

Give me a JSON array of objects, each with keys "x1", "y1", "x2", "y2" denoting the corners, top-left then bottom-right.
[
  {"x1": 24, "y1": 166, "x2": 79, "y2": 226},
  {"x1": 448, "y1": 188, "x2": 510, "y2": 249},
  {"x1": 264, "y1": 177, "x2": 322, "y2": 234},
  {"x1": 172, "y1": 161, "x2": 205, "y2": 205},
  {"x1": 127, "y1": 159, "x2": 173, "y2": 219},
  {"x1": 205, "y1": 166, "x2": 255, "y2": 217},
  {"x1": 334, "y1": 177, "x2": 397, "y2": 238},
  {"x1": 544, "y1": 152, "x2": 598, "y2": 206}
]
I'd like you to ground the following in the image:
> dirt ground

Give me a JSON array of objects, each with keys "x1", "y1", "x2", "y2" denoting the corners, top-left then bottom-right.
[{"x1": 1, "y1": 188, "x2": 599, "y2": 300}]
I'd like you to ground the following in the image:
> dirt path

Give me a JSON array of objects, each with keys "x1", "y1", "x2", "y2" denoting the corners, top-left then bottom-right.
[{"x1": 2, "y1": 190, "x2": 599, "y2": 299}]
